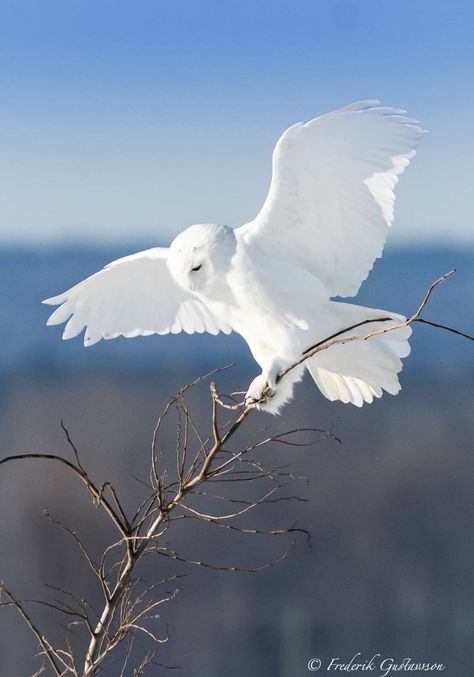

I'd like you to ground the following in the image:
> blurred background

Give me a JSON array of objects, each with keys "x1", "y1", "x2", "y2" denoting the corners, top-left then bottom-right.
[{"x1": 0, "y1": 1, "x2": 473, "y2": 675}]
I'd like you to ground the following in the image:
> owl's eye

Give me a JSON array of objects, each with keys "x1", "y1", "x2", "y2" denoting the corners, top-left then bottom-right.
[{"x1": 191, "y1": 264, "x2": 202, "y2": 272}]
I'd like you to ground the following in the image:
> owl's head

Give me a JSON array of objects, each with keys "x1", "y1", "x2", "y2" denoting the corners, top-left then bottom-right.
[{"x1": 167, "y1": 223, "x2": 236, "y2": 294}]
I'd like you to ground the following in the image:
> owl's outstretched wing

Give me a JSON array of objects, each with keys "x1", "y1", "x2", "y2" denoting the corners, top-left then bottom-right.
[
  {"x1": 43, "y1": 247, "x2": 231, "y2": 346},
  {"x1": 237, "y1": 100, "x2": 424, "y2": 298}
]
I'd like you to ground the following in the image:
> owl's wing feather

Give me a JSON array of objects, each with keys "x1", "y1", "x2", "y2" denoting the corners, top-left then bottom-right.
[
  {"x1": 43, "y1": 247, "x2": 231, "y2": 346},
  {"x1": 237, "y1": 100, "x2": 424, "y2": 298}
]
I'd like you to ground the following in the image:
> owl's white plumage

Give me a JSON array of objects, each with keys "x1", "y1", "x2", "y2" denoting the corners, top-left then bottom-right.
[{"x1": 43, "y1": 101, "x2": 424, "y2": 413}]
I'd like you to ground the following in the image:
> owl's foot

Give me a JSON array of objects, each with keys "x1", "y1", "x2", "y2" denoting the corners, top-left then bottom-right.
[
  {"x1": 244, "y1": 374, "x2": 275, "y2": 408},
  {"x1": 243, "y1": 363, "x2": 306, "y2": 415}
]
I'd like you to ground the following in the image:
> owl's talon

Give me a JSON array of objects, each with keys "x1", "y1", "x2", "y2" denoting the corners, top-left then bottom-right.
[{"x1": 245, "y1": 375, "x2": 275, "y2": 408}]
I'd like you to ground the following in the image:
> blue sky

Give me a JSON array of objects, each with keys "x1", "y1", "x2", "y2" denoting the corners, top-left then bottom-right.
[{"x1": 0, "y1": 0, "x2": 473, "y2": 247}]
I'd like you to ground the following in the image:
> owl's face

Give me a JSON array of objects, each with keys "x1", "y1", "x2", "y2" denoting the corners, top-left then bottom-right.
[{"x1": 167, "y1": 223, "x2": 236, "y2": 294}]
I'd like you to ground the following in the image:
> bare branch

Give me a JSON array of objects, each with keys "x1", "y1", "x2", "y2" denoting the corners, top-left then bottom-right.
[
  {"x1": 0, "y1": 584, "x2": 65, "y2": 676},
  {"x1": 414, "y1": 317, "x2": 473, "y2": 341},
  {"x1": 0, "y1": 453, "x2": 128, "y2": 538},
  {"x1": 154, "y1": 542, "x2": 294, "y2": 573},
  {"x1": 276, "y1": 269, "x2": 460, "y2": 386}
]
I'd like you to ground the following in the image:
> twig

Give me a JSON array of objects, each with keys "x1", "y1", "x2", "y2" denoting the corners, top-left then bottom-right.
[{"x1": 0, "y1": 585, "x2": 65, "y2": 676}]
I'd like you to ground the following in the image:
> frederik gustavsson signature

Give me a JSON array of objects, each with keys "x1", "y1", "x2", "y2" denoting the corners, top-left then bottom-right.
[{"x1": 307, "y1": 653, "x2": 446, "y2": 676}]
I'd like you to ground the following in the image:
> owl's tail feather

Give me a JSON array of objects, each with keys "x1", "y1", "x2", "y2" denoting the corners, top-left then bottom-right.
[{"x1": 306, "y1": 309, "x2": 412, "y2": 407}]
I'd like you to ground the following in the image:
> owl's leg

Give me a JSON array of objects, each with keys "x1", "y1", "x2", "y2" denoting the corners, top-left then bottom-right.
[
  {"x1": 245, "y1": 359, "x2": 306, "y2": 414},
  {"x1": 244, "y1": 360, "x2": 286, "y2": 408},
  {"x1": 244, "y1": 373, "x2": 275, "y2": 408}
]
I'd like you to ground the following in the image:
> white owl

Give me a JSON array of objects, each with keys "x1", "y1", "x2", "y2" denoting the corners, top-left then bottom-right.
[{"x1": 44, "y1": 100, "x2": 423, "y2": 414}]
